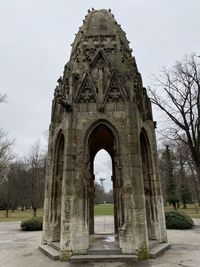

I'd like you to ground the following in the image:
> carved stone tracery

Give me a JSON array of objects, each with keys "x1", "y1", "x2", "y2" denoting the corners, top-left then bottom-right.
[{"x1": 76, "y1": 74, "x2": 97, "y2": 103}]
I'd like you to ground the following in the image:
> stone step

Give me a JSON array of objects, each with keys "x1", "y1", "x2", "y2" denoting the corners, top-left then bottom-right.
[
  {"x1": 88, "y1": 248, "x2": 122, "y2": 255},
  {"x1": 150, "y1": 243, "x2": 170, "y2": 258},
  {"x1": 149, "y1": 240, "x2": 159, "y2": 249},
  {"x1": 49, "y1": 241, "x2": 60, "y2": 251},
  {"x1": 70, "y1": 254, "x2": 138, "y2": 263},
  {"x1": 39, "y1": 244, "x2": 59, "y2": 261}
]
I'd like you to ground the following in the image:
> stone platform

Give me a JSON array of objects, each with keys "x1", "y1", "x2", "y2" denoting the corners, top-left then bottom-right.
[
  {"x1": 1, "y1": 220, "x2": 200, "y2": 266},
  {"x1": 39, "y1": 216, "x2": 170, "y2": 262}
]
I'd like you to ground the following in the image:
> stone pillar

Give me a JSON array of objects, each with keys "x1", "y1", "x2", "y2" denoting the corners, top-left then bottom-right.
[
  {"x1": 151, "y1": 129, "x2": 167, "y2": 243},
  {"x1": 42, "y1": 130, "x2": 55, "y2": 243},
  {"x1": 126, "y1": 103, "x2": 149, "y2": 259}
]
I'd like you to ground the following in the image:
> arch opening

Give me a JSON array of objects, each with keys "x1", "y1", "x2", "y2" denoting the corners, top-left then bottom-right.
[
  {"x1": 86, "y1": 122, "x2": 123, "y2": 237},
  {"x1": 93, "y1": 149, "x2": 114, "y2": 233},
  {"x1": 50, "y1": 132, "x2": 64, "y2": 241}
]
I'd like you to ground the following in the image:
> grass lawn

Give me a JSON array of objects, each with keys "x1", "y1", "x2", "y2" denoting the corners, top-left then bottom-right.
[
  {"x1": 94, "y1": 204, "x2": 114, "y2": 216},
  {"x1": 0, "y1": 209, "x2": 43, "y2": 222},
  {"x1": 94, "y1": 203, "x2": 200, "y2": 218},
  {"x1": 0, "y1": 203, "x2": 199, "y2": 222}
]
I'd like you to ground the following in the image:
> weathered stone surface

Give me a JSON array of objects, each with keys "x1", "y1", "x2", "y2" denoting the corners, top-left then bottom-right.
[
  {"x1": 41, "y1": 8, "x2": 168, "y2": 262},
  {"x1": 39, "y1": 245, "x2": 59, "y2": 261},
  {"x1": 70, "y1": 254, "x2": 138, "y2": 263}
]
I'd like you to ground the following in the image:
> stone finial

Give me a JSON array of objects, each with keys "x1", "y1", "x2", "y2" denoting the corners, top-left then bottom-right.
[
  {"x1": 57, "y1": 76, "x2": 62, "y2": 83},
  {"x1": 108, "y1": 8, "x2": 111, "y2": 12}
]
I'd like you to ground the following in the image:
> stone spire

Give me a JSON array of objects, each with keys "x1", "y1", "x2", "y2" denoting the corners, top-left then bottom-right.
[{"x1": 71, "y1": 9, "x2": 131, "y2": 56}]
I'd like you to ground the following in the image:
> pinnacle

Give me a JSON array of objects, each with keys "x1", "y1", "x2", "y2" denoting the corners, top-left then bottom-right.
[{"x1": 71, "y1": 9, "x2": 131, "y2": 55}]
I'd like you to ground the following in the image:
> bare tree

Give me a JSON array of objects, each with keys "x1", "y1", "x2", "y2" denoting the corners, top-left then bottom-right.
[
  {"x1": 149, "y1": 53, "x2": 200, "y2": 184},
  {"x1": 26, "y1": 140, "x2": 46, "y2": 217},
  {"x1": 0, "y1": 93, "x2": 7, "y2": 103},
  {"x1": 0, "y1": 129, "x2": 14, "y2": 183}
]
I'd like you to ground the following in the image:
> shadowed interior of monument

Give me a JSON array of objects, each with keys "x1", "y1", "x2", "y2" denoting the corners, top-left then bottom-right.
[{"x1": 87, "y1": 123, "x2": 121, "y2": 252}]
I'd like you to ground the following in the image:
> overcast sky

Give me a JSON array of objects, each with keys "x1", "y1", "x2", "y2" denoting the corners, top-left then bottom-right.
[{"x1": 0, "y1": 1, "x2": 199, "y2": 188}]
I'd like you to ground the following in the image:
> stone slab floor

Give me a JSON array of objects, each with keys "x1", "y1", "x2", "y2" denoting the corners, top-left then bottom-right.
[{"x1": 0, "y1": 218, "x2": 200, "y2": 267}]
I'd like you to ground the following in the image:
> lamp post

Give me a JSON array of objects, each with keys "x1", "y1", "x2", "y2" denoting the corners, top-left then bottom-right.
[
  {"x1": 99, "y1": 178, "x2": 106, "y2": 232},
  {"x1": 99, "y1": 178, "x2": 105, "y2": 189}
]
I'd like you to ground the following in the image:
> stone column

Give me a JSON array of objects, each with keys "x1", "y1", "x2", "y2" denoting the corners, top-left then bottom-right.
[
  {"x1": 42, "y1": 129, "x2": 55, "y2": 244},
  {"x1": 151, "y1": 127, "x2": 167, "y2": 243},
  {"x1": 59, "y1": 140, "x2": 74, "y2": 261},
  {"x1": 126, "y1": 103, "x2": 149, "y2": 259}
]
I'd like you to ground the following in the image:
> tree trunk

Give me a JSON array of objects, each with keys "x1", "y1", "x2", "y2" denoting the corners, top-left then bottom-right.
[
  {"x1": 195, "y1": 164, "x2": 200, "y2": 186},
  {"x1": 182, "y1": 199, "x2": 187, "y2": 209},
  {"x1": 33, "y1": 207, "x2": 37, "y2": 217},
  {"x1": 172, "y1": 202, "x2": 177, "y2": 210},
  {"x1": 6, "y1": 206, "x2": 9, "y2": 218},
  {"x1": 194, "y1": 201, "x2": 198, "y2": 213},
  {"x1": 21, "y1": 203, "x2": 24, "y2": 211}
]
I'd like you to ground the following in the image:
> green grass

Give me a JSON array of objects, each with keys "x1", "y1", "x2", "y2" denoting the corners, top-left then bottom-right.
[
  {"x1": 94, "y1": 204, "x2": 114, "y2": 216},
  {"x1": 0, "y1": 203, "x2": 199, "y2": 222},
  {"x1": 0, "y1": 209, "x2": 43, "y2": 222}
]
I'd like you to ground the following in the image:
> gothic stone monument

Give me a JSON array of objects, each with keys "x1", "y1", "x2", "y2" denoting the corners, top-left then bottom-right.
[{"x1": 41, "y1": 9, "x2": 168, "y2": 262}]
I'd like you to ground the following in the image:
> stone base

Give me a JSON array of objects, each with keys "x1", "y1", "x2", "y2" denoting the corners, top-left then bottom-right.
[
  {"x1": 39, "y1": 245, "x2": 59, "y2": 261},
  {"x1": 70, "y1": 254, "x2": 138, "y2": 263},
  {"x1": 39, "y1": 241, "x2": 170, "y2": 262},
  {"x1": 149, "y1": 243, "x2": 170, "y2": 258}
]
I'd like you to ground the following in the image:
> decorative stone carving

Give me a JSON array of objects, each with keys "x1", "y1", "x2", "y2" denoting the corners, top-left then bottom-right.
[
  {"x1": 104, "y1": 73, "x2": 128, "y2": 103},
  {"x1": 53, "y1": 77, "x2": 72, "y2": 112},
  {"x1": 75, "y1": 73, "x2": 97, "y2": 103}
]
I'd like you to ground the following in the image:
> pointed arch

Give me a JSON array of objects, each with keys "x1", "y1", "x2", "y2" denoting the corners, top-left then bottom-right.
[
  {"x1": 89, "y1": 49, "x2": 112, "y2": 70},
  {"x1": 50, "y1": 130, "x2": 65, "y2": 241},
  {"x1": 84, "y1": 119, "x2": 120, "y2": 159},
  {"x1": 84, "y1": 120, "x2": 124, "y2": 235},
  {"x1": 104, "y1": 72, "x2": 128, "y2": 103},
  {"x1": 75, "y1": 73, "x2": 97, "y2": 103}
]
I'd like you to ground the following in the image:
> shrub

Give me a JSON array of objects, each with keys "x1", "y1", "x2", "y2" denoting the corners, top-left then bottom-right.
[
  {"x1": 165, "y1": 210, "x2": 194, "y2": 229},
  {"x1": 21, "y1": 216, "x2": 43, "y2": 231}
]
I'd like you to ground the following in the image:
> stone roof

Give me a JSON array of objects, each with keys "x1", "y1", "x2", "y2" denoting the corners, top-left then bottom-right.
[{"x1": 71, "y1": 9, "x2": 131, "y2": 56}]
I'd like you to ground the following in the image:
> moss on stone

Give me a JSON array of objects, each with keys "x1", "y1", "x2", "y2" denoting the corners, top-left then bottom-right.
[
  {"x1": 59, "y1": 250, "x2": 72, "y2": 261},
  {"x1": 138, "y1": 249, "x2": 149, "y2": 260}
]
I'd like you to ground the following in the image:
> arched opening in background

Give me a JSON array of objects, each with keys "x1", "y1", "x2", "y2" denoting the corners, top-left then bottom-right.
[
  {"x1": 50, "y1": 132, "x2": 64, "y2": 241},
  {"x1": 140, "y1": 130, "x2": 157, "y2": 240},
  {"x1": 93, "y1": 149, "x2": 114, "y2": 233},
  {"x1": 86, "y1": 122, "x2": 123, "y2": 237}
]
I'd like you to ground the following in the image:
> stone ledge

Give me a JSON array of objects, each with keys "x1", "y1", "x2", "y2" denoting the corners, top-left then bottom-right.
[
  {"x1": 150, "y1": 243, "x2": 170, "y2": 258},
  {"x1": 48, "y1": 241, "x2": 60, "y2": 251},
  {"x1": 88, "y1": 248, "x2": 122, "y2": 255},
  {"x1": 70, "y1": 254, "x2": 138, "y2": 263},
  {"x1": 39, "y1": 244, "x2": 59, "y2": 261}
]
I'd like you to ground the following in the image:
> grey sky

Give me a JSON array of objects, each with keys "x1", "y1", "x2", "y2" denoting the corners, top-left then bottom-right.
[{"x1": 0, "y1": 0, "x2": 199, "y2": 184}]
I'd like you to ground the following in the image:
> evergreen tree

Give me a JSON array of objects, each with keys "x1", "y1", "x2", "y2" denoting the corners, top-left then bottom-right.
[{"x1": 162, "y1": 145, "x2": 179, "y2": 209}]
